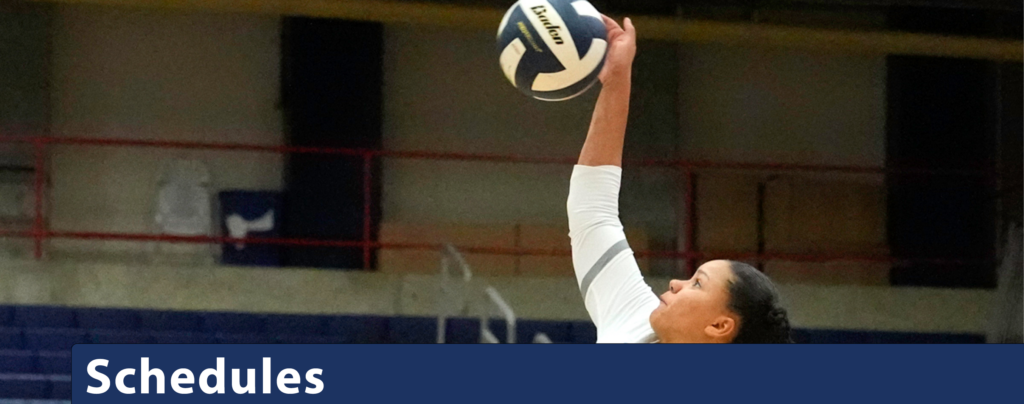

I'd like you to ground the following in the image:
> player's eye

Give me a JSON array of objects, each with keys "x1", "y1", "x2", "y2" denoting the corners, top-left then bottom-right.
[{"x1": 693, "y1": 280, "x2": 702, "y2": 289}]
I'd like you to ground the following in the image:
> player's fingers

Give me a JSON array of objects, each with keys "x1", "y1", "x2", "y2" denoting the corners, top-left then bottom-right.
[
  {"x1": 623, "y1": 17, "x2": 636, "y2": 39},
  {"x1": 602, "y1": 14, "x2": 622, "y2": 32}
]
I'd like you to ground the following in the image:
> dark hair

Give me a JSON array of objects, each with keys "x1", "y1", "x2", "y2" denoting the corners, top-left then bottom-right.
[{"x1": 725, "y1": 261, "x2": 793, "y2": 344}]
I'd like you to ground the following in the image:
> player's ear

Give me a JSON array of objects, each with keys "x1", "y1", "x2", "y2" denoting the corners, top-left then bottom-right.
[{"x1": 704, "y1": 316, "x2": 737, "y2": 341}]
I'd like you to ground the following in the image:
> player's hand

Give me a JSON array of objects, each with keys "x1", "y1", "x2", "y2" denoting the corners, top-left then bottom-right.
[{"x1": 598, "y1": 15, "x2": 636, "y2": 86}]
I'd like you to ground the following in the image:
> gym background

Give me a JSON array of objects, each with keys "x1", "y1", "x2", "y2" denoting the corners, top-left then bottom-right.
[{"x1": 0, "y1": 0, "x2": 1021, "y2": 399}]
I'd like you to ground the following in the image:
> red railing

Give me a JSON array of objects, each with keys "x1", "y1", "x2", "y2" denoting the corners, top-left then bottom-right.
[{"x1": 0, "y1": 135, "x2": 997, "y2": 276}]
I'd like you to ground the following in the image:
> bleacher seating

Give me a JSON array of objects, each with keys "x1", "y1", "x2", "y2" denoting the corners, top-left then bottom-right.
[
  {"x1": 0, "y1": 304, "x2": 985, "y2": 401},
  {"x1": 0, "y1": 375, "x2": 69, "y2": 402}
]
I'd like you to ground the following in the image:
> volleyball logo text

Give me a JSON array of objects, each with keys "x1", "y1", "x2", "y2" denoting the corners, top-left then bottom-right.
[{"x1": 530, "y1": 5, "x2": 565, "y2": 44}]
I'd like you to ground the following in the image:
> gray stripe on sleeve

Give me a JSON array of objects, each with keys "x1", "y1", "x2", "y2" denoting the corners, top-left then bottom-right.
[{"x1": 579, "y1": 239, "x2": 631, "y2": 299}]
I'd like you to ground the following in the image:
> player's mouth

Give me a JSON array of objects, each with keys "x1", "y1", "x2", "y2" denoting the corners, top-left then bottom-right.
[{"x1": 658, "y1": 296, "x2": 667, "y2": 306}]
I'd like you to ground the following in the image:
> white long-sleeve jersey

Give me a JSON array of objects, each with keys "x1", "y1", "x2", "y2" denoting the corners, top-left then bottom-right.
[{"x1": 567, "y1": 165, "x2": 661, "y2": 343}]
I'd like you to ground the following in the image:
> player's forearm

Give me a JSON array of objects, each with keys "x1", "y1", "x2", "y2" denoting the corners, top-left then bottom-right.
[{"x1": 577, "y1": 72, "x2": 631, "y2": 167}]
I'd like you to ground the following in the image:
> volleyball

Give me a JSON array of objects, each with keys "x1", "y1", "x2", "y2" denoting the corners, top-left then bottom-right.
[{"x1": 497, "y1": 0, "x2": 608, "y2": 101}]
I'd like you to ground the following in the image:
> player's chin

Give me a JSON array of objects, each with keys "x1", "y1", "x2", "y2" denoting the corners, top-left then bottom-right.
[
  {"x1": 648, "y1": 307, "x2": 668, "y2": 333},
  {"x1": 650, "y1": 302, "x2": 667, "y2": 320}
]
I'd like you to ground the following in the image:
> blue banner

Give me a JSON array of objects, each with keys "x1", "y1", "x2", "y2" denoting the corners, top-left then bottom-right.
[{"x1": 73, "y1": 344, "x2": 1022, "y2": 403}]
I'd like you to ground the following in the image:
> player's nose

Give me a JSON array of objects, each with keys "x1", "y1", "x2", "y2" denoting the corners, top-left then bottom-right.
[{"x1": 668, "y1": 279, "x2": 685, "y2": 293}]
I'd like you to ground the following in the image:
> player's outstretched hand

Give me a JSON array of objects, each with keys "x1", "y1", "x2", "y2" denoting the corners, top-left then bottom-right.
[{"x1": 598, "y1": 15, "x2": 636, "y2": 86}]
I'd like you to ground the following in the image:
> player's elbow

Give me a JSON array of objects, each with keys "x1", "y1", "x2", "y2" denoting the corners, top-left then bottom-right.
[
  {"x1": 567, "y1": 203, "x2": 622, "y2": 235},
  {"x1": 566, "y1": 194, "x2": 595, "y2": 233}
]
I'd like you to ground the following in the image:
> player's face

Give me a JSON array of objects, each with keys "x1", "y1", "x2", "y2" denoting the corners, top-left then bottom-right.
[{"x1": 649, "y1": 260, "x2": 738, "y2": 343}]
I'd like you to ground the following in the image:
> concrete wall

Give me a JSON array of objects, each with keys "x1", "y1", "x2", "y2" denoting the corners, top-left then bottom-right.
[
  {"x1": 45, "y1": 5, "x2": 284, "y2": 255},
  {"x1": 677, "y1": 44, "x2": 889, "y2": 282},
  {"x1": 678, "y1": 44, "x2": 886, "y2": 167}
]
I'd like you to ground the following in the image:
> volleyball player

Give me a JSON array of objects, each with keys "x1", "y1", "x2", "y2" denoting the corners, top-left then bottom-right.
[{"x1": 568, "y1": 16, "x2": 792, "y2": 343}]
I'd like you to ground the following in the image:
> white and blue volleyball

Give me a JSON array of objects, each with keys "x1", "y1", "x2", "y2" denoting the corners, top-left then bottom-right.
[{"x1": 497, "y1": 0, "x2": 607, "y2": 101}]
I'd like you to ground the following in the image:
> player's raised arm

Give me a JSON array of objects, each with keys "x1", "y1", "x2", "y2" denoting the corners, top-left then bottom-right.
[
  {"x1": 577, "y1": 16, "x2": 636, "y2": 167},
  {"x1": 568, "y1": 16, "x2": 660, "y2": 343}
]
